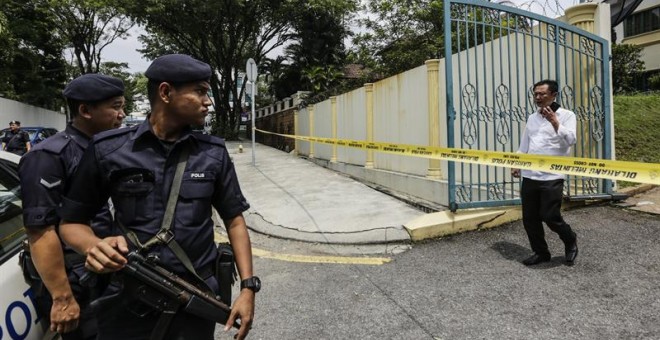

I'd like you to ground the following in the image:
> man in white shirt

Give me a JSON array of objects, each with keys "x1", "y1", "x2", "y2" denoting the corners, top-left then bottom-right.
[{"x1": 512, "y1": 79, "x2": 579, "y2": 266}]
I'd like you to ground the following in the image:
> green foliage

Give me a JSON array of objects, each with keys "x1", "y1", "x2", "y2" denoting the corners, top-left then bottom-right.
[
  {"x1": 613, "y1": 94, "x2": 660, "y2": 164},
  {"x1": 120, "y1": 0, "x2": 357, "y2": 139},
  {"x1": 613, "y1": 93, "x2": 660, "y2": 188},
  {"x1": 611, "y1": 44, "x2": 645, "y2": 94},
  {"x1": 120, "y1": 0, "x2": 297, "y2": 139},
  {"x1": 0, "y1": 0, "x2": 68, "y2": 110},
  {"x1": 98, "y1": 61, "x2": 136, "y2": 112},
  {"x1": 275, "y1": 1, "x2": 357, "y2": 97},
  {"x1": 648, "y1": 73, "x2": 660, "y2": 91},
  {"x1": 351, "y1": 0, "x2": 512, "y2": 81},
  {"x1": 49, "y1": 0, "x2": 134, "y2": 74},
  {"x1": 352, "y1": 0, "x2": 444, "y2": 78}
]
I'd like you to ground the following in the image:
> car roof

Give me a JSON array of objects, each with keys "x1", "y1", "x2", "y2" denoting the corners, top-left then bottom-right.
[
  {"x1": 0, "y1": 151, "x2": 21, "y2": 164},
  {"x1": 1, "y1": 127, "x2": 50, "y2": 129}
]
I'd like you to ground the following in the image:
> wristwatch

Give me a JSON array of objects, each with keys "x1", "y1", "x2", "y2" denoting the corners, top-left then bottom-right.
[{"x1": 240, "y1": 276, "x2": 261, "y2": 293}]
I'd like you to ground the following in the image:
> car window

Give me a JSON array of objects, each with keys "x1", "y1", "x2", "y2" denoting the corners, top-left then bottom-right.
[
  {"x1": 0, "y1": 158, "x2": 23, "y2": 265},
  {"x1": 36, "y1": 130, "x2": 49, "y2": 143},
  {"x1": 26, "y1": 130, "x2": 37, "y2": 141}
]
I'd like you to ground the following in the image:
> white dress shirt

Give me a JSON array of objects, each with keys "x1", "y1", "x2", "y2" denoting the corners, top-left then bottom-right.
[{"x1": 517, "y1": 107, "x2": 577, "y2": 181}]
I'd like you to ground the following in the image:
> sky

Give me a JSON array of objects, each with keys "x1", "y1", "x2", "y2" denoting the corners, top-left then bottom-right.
[
  {"x1": 102, "y1": 25, "x2": 151, "y2": 73},
  {"x1": 104, "y1": 0, "x2": 578, "y2": 74}
]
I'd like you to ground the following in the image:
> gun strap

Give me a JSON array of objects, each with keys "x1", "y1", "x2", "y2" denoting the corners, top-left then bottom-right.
[
  {"x1": 151, "y1": 310, "x2": 177, "y2": 340},
  {"x1": 116, "y1": 143, "x2": 212, "y2": 291}
]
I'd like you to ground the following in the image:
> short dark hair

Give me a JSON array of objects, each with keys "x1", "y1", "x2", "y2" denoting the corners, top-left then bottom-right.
[
  {"x1": 146, "y1": 80, "x2": 185, "y2": 106},
  {"x1": 9, "y1": 120, "x2": 20, "y2": 125},
  {"x1": 533, "y1": 79, "x2": 559, "y2": 94}
]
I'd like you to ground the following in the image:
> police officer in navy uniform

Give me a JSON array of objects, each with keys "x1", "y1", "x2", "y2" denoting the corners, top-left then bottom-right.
[
  {"x1": 3, "y1": 120, "x2": 31, "y2": 155},
  {"x1": 19, "y1": 73, "x2": 125, "y2": 339},
  {"x1": 59, "y1": 54, "x2": 257, "y2": 340}
]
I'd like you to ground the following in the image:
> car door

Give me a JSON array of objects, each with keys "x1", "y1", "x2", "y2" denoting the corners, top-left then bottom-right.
[{"x1": 0, "y1": 153, "x2": 47, "y2": 340}]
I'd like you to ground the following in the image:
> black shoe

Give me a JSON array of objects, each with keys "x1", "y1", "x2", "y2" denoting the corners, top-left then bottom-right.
[
  {"x1": 522, "y1": 254, "x2": 551, "y2": 266},
  {"x1": 565, "y1": 238, "x2": 578, "y2": 266}
]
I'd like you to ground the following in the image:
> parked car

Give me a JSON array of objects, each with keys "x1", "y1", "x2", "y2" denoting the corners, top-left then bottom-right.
[
  {"x1": 1, "y1": 127, "x2": 58, "y2": 146},
  {"x1": 0, "y1": 150, "x2": 48, "y2": 339}
]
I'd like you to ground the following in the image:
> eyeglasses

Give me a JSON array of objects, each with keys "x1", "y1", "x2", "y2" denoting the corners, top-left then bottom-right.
[{"x1": 533, "y1": 92, "x2": 554, "y2": 98}]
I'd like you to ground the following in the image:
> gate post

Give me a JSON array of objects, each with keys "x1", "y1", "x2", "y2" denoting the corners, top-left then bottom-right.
[
  {"x1": 293, "y1": 108, "x2": 299, "y2": 156},
  {"x1": 426, "y1": 59, "x2": 442, "y2": 179},
  {"x1": 565, "y1": 2, "x2": 612, "y2": 194}
]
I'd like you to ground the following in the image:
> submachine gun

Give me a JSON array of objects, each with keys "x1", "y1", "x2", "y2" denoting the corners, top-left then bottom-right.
[{"x1": 88, "y1": 251, "x2": 240, "y2": 338}]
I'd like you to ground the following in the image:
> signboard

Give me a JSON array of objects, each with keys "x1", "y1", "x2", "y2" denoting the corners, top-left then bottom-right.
[{"x1": 246, "y1": 58, "x2": 258, "y2": 82}]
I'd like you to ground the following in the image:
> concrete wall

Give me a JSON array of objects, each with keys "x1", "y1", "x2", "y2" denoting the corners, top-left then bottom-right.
[{"x1": 0, "y1": 98, "x2": 66, "y2": 130}]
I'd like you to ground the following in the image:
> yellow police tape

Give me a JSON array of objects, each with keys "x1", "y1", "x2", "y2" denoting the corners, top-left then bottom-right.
[{"x1": 255, "y1": 128, "x2": 660, "y2": 185}]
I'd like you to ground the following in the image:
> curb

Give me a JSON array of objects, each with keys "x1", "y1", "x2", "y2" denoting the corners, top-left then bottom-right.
[{"x1": 404, "y1": 206, "x2": 523, "y2": 241}]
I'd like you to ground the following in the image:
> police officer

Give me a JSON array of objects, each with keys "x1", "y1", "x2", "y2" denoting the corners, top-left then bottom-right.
[
  {"x1": 59, "y1": 54, "x2": 257, "y2": 340},
  {"x1": 3, "y1": 120, "x2": 31, "y2": 155},
  {"x1": 19, "y1": 73, "x2": 125, "y2": 339}
]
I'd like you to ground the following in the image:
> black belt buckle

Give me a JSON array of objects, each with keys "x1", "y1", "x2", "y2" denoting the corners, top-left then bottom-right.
[{"x1": 156, "y1": 230, "x2": 175, "y2": 244}]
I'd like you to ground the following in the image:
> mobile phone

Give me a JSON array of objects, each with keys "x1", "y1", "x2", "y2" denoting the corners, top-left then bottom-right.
[{"x1": 550, "y1": 102, "x2": 560, "y2": 112}]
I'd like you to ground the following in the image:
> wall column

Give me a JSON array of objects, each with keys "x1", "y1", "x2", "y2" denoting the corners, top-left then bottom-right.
[
  {"x1": 308, "y1": 105, "x2": 315, "y2": 159},
  {"x1": 364, "y1": 83, "x2": 374, "y2": 169},
  {"x1": 425, "y1": 59, "x2": 442, "y2": 179},
  {"x1": 565, "y1": 3, "x2": 601, "y2": 192},
  {"x1": 293, "y1": 109, "x2": 299, "y2": 156},
  {"x1": 330, "y1": 96, "x2": 338, "y2": 163}
]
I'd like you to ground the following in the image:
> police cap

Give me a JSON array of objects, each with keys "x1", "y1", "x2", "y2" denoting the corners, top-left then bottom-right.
[
  {"x1": 64, "y1": 74, "x2": 125, "y2": 102},
  {"x1": 145, "y1": 54, "x2": 212, "y2": 83}
]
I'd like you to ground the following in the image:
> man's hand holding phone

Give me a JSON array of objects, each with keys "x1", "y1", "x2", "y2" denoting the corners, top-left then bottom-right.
[{"x1": 542, "y1": 102, "x2": 560, "y2": 131}]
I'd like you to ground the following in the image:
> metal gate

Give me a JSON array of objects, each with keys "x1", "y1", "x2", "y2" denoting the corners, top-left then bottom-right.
[{"x1": 444, "y1": 0, "x2": 612, "y2": 211}]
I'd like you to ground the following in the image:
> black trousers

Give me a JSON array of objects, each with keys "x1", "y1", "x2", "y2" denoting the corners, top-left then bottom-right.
[
  {"x1": 95, "y1": 302, "x2": 216, "y2": 340},
  {"x1": 94, "y1": 275, "x2": 219, "y2": 340},
  {"x1": 521, "y1": 178, "x2": 576, "y2": 256}
]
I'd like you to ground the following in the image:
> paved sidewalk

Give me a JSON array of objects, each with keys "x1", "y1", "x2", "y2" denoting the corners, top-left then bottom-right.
[
  {"x1": 227, "y1": 141, "x2": 423, "y2": 244},
  {"x1": 615, "y1": 184, "x2": 660, "y2": 215}
]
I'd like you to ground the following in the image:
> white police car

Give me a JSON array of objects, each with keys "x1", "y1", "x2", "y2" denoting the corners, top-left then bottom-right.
[{"x1": 0, "y1": 151, "x2": 48, "y2": 340}]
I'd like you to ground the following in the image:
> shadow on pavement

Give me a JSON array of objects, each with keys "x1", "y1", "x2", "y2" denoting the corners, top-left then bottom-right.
[{"x1": 490, "y1": 241, "x2": 564, "y2": 269}]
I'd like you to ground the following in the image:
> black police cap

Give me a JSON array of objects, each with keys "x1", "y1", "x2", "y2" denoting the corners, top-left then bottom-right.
[
  {"x1": 64, "y1": 74, "x2": 125, "y2": 101},
  {"x1": 145, "y1": 54, "x2": 212, "y2": 83}
]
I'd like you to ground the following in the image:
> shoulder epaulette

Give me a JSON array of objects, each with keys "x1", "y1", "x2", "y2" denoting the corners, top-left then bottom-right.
[
  {"x1": 92, "y1": 125, "x2": 135, "y2": 143},
  {"x1": 92, "y1": 126, "x2": 136, "y2": 156},
  {"x1": 35, "y1": 131, "x2": 71, "y2": 154}
]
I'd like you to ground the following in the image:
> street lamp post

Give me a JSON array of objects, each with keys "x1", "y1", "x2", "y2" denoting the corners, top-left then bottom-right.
[{"x1": 246, "y1": 58, "x2": 258, "y2": 166}]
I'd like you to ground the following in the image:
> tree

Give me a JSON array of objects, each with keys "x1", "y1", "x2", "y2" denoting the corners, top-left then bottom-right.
[
  {"x1": 278, "y1": 1, "x2": 358, "y2": 96},
  {"x1": 351, "y1": 0, "x2": 518, "y2": 81},
  {"x1": 120, "y1": 0, "x2": 297, "y2": 139},
  {"x1": 98, "y1": 61, "x2": 137, "y2": 112},
  {"x1": 0, "y1": 0, "x2": 68, "y2": 110},
  {"x1": 611, "y1": 43, "x2": 645, "y2": 93},
  {"x1": 351, "y1": 0, "x2": 444, "y2": 79},
  {"x1": 649, "y1": 73, "x2": 660, "y2": 91},
  {"x1": 49, "y1": 0, "x2": 134, "y2": 74}
]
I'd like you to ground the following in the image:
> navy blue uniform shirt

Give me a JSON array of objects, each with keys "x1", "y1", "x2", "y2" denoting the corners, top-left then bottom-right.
[
  {"x1": 59, "y1": 118, "x2": 250, "y2": 276},
  {"x1": 19, "y1": 124, "x2": 113, "y2": 236},
  {"x1": 4, "y1": 129, "x2": 30, "y2": 152}
]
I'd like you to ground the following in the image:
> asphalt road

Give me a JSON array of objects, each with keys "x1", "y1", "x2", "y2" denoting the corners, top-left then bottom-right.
[{"x1": 215, "y1": 204, "x2": 659, "y2": 340}]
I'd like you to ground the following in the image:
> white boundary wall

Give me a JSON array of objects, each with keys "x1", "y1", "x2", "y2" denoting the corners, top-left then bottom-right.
[{"x1": 0, "y1": 98, "x2": 66, "y2": 130}]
